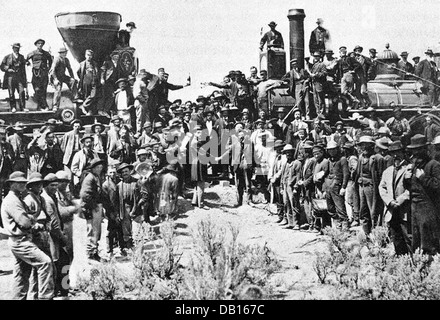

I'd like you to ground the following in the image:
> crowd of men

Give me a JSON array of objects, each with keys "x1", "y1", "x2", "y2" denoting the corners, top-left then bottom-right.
[{"x1": 1, "y1": 19, "x2": 440, "y2": 301}]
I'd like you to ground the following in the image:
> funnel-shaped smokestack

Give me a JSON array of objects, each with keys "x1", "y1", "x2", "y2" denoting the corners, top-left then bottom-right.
[{"x1": 287, "y1": 9, "x2": 306, "y2": 70}]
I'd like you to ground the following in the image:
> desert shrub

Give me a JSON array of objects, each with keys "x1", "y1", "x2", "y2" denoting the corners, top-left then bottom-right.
[{"x1": 313, "y1": 225, "x2": 440, "y2": 300}]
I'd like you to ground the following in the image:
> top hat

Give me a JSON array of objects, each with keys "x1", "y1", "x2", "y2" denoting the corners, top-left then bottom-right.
[
  {"x1": 58, "y1": 47, "x2": 68, "y2": 53},
  {"x1": 126, "y1": 22, "x2": 137, "y2": 29},
  {"x1": 6, "y1": 171, "x2": 28, "y2": 184},
  {"x1": 26, "y1": 172, "x2": 44, "y2": 187},
  {"x1": 268, "y1": 21, "x2": 277, "y2": 27},
  {"x1": 389, "y1": 141, "x2": 404, "y2": 151},
  {"x1": 407, "y1": 134, "x2": 428, "y2": 149},
  {"x1": 117, "y1": 162, "x2": 134, "y2": 173},
  {"x1": 34, "y1": 39, "x2": 45, "y2": 46}
]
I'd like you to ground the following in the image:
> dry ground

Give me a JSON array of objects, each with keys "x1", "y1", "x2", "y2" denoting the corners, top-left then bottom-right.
[{"x1": 0, "y1": 183, "x2": 339, "y2": 300}]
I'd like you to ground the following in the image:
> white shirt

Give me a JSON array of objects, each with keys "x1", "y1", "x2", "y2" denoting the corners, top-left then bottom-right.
[{"x1": 117, "y1": 90, "x2": 128, "y2": 111}]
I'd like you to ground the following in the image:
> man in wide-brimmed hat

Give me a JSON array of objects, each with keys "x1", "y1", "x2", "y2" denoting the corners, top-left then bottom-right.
[
  {"x1": 79, "y1": 158, "x2": 106, "y2": 261},
  {"x1": 397, "y1": 51, "x2": 415, "y2": 80},
  {"x1": 385, "y1": 103, "x2": 411, "y2": 143},
  {"x1": 268, "y1": 139, "x2": 287, "y2": 221},
  {"x1": 1, "y1": 171, "x2": 55, "y2": 300},
  {"x1": 26, "y1": 39, "x2": 53, "y2": 110},
  {"x1": 378, "y1": 140, "x2": 412, "y2": 255},
  {"x1": 71, "y1": 134, "x2": 100, "y2": 192},
  {"x1": 415, "y1": 48, "x2": 438, "y2": 106},
  {"x1": 260, "y1": 21, "x2": 284, "y2": 51},
  {"x1": 49, "y1": 46, "x2": 79, "y2": 110},
  {"x1": 7, "y1": 122, "x2": 31, "y2": 174},
  {"x1": 404, "y1": 134, "x2": 440, "y2": 254}
]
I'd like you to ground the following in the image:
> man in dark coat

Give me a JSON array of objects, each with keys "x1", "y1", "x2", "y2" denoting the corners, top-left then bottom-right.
[
  {"x1": 79, "y1": 159, "x2": 105, "y2": 261},
  {"x1": 77, "y1": 49, "x2": 100, "y2": 115},
  {"x1": 397, "y1": 51, "x2": 415, "y2": 80},
  {"x1": 309, "y1": 18, "x2": 330, "y2": 56},
  {"x1": 99, "y1": 51, "x2": 121, "y2": 117},
  {"x1": 259, "y1": 21, "x2": 284, "y2": 51},
  {"x1": 281, "y1": 59, "x2": 306, "y2": 101},
  {"x1": 404, "y1": 134, "x2": 440, "y2": 255},
  {"x1": 309, "y1": 52, "x2": 328, "y2": 115},
  {"x1": 415, "y1": 49, "x2": 438, "y2": 106},
  {"x1": 26, "y1": 39, "x2": 52, "y2": 110},
  {"x1": 1, "y1": 43, "x2": 28, "y2": 112},
  {"x1": 7, "y1": 122, "x2": 31, "y2": 174}
]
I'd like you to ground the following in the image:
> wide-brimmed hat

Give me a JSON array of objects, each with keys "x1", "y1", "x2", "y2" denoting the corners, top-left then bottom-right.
[
  {"x1": 173, "y1": 99, "x2": 182, "y2": 105},
  {"x1": 55, "y1": 170, "x2": 71, "y2": 182},
  {"x1": 136, "y1": 148, "x2": 148, "y2": 156},
  {"x1": 432, "y1": 135, "x2": 440, "y2": 145},
  {"x1": 268, "y1": 21, "x2": 277, "y2": 27},
  {"x1": 6, "y1": 171, "x2": 28, "y2": 184},
  {"x1": 12, "y1": 43, "x2": 21, "y2": 48},
  {"x1": 407, "y1": 134, "x2": 428, "y2": 149},
  {"x1": 358, "y1": 135, "x2": 375, "y2": 144},
  {"x1": 425, "y1": 49, "x2": 434, "y2": 55},
  {"x1": 87, "y1": 158, "x2": 105, "y2": 170},
  {"x1": 115, "y1": 78, "x2": 128, "y2": 85},
  {"x1": 43, "y1": 173, "x2": 59, "y2": 185},
  {"x1": 111, "y1": 115, "x2": 122, "y2": 123},
  {"x1": 58, "y1": 47, "x2": 68, "y2": 53},
  {"x1": 400, "y1": 51, "x2": 409, "y2": 57},
  {"x1": 80, "y1": 134, "x2": 93, "y2": 143},
  {"x1": 325, "y1": 49, "x2": 334, "y2": 54},
  {"x1": 196, "y1": 95, "x2": 207, "y2": 102},
  {"x1": 34, "y1": 39, "x2": 45, "y2": 46},
  {"x1": 326, "y1": 141, "x2": 338, "y2": 150},
  {"x1": 412, "y1": 56, "x2": 420, "y2": 61},
  {"x1": 389, "y1": 141, "x2": 404, "y2": 152},
  {"x1": 71, "y1": 119, "x2": 82, "y2": 127},
  {"x1": 274, "y1": 140, "x2": 285, "y2": 149},
  {"x1": 369, "y1": 48, "x2": 377, "y2": 54},
  {"x1": 312, "y1": 51, "x2": 321, "y2": 57},
  {"x1": 375, "y1": 137, "x2": 389, "y2": 150},
  {"x1": 348, "y1": 112, "x2": 363, "y2": 121},
  {"x1": 212, "y1": 91, "x2": 226, "y2": 100},
  {"x1": 254, "y1": 119, "x2": 265, "y2": 125},
  {"x1": 220, "y1": 106, "x2": 230, "y2": 113},
  {"x1": 354, "y1": 45, "x2": 363, "y2": 52},
  {"x1": 282, "y1": 144, "x2": 294, "y2": 153},
  {"x1": 13, "y1": 122, "x2": 25, "y2": 131},
  {"x1": 343, "y1": 142, "x2": 355, "y2": 150},
  {"x1": 303, "y1": 140, "x2": 314, "y2": 149},
  {"x1": 26, "y1": 173, "x2": 44, "y2": 187},
  {"x1": 117, "y1": 163, "x2": 134, "y2": 173},
  {"x1": 126, "y1": 21, "x2": 137, "y2": 29},
  {"x1": 91, "y1": 122, "x2": 105, "y2": 132}
]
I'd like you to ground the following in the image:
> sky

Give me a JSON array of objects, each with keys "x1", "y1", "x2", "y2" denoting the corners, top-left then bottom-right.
[{"x1": 1, "y1": 0, "x2": 439, "y2": 101}]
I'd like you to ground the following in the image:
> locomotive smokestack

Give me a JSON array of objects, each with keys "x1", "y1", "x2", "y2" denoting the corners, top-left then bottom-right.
[{"x1": 287, "y1": 9, "x2": 306, "y2": 70}]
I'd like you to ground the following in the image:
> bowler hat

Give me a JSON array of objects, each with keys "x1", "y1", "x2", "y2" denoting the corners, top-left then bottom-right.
[
  {"x1": 126, "y1": 22, "x2": 137, "y2": 29},
  {"x1": 34, "y1": 39, "x2": 45, "y2": 46},
  {"x1": 268, "y1": 21, "x2": 277, "y2": 27},
  {"x1": 389, "y1": 141, "x2": 404, "y2": 152},
  {"x1": 58, "y1": 47, "x2": 68, "y2": 53},
  {"x1": 117, "y1": 163, "x2": 134, "y2": 173},
  {"x1": 87, "y1": 158, "x2": 105, "y2": 170},
  {"x1": 80, "y1": 134, "x2": 93, "y2": 143},
  {"x1": 115, "y1": 78, "x2": 128, "y2": 85},
  {"x1": 158, "y1": 68, "x2": 165, "y2": 73},
  {"x1": 375, "y1": 137, "x2": 389, "y2": 150},
  {"x1": 6, "y1": 171, "x2": 28, "y2": 184},
  {"x1": 358, "y1": 135, "x2": 375, "y2": 144},
  {"x1": 43, "y1": 173, "x2": 59, "y2": 185},
  {"x1": 407, "y1": 134, "x2": 428, "y2": 149},
  {"x1": 26, "y1": 173, "x2": 44, "y2": 187},
  {"x1": 282, "y1": 144, "x2": 294, "y2": 153}
]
